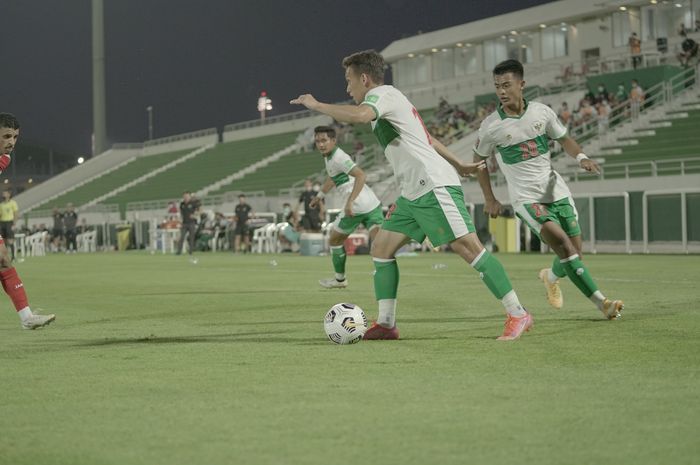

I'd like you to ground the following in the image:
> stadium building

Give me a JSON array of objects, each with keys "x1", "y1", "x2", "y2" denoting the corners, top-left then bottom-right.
[{"x1": 11, "y1": 0, "x2": 700, "y2": 255}]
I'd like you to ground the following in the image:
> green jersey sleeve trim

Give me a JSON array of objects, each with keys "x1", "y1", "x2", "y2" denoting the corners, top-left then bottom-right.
[{"x1": 361, "y1": 102, "x2": 379, "y2": 120}]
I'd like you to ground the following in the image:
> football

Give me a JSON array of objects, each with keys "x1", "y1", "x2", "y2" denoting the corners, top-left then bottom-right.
[{"x1": 323, "y1": 303, "x2": 368, "y2": 344}]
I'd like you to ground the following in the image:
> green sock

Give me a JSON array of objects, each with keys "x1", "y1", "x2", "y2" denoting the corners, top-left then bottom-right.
[
  {"x1": 373, "y1": 259, "x2": 399, "y2": 300},
  {"x1": 472, "y1": 250, "x2": 514, "y2": 299},
  {"x1": 560, "y1": 255, "x2": 599, "y2": 298},
  {"x1": 331, "y1": 245, "x2": 346, "y2": 278},
  {"x1": 551, "y1": 256, "x2": 567, "y2": 278}
]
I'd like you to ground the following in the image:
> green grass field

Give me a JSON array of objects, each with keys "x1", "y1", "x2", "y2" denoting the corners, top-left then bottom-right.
[{"x1": 1, "y1": 252, "x2": 698, "y2": 465}]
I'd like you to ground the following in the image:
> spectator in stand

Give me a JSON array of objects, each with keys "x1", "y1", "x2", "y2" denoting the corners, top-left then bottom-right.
[
  {"x1": 234, "y1": 194, "x2": 253, "y2": 253},
  {"x1": 597, "y1": 100, "x2": 611, "y2": 134},
  {"x1": 50, "y1": 207, "x2": 64, "y2": 252},
  {"x1": 679, "y1": 23, "x2": 688, "y2": 36},
  {"x1": 630, "y1": 79, "x2": 645, "y2": 119},
  {"x1": 678, "y1": 32, "x2": 699, "y2": 68},
  {"x1": 579, "y1": 99, "x2": 598, "y2": 132},
  {"x1": 557, "y1": 102, "x2": 572, "y2": 128},
  {"x1": 63, "y1": 203, "x2": 78, "y2": 253},
  {"x1": 595, "y1": 84, "x2": 610, "y2": 104},
  {"x1": 629, "y1": 32, "x2": 642, "y2": 69},
  {"x1": 696, "y1": 19, "x2": 700, "y2": 32},
  {"x1": 175, "y1": 191, "x2": 200, "y2": 259},
  {"x1": 612, "y1": 83, "x2": 628, "y2": 106}
]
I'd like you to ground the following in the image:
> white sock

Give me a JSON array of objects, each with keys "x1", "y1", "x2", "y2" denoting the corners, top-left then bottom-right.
[
  {"x1": 590, "y1": 290, "x2": 606, "y2": 309},
  {"x1": 502, "y1": 290, "x2": 527, "y2": 317},
  {"x1": 17, "y1": 307, "x2": 32, "y2": 322},
  {"x1": 335, "y1": 273, "x2": 346, "y2": 281},
  {"x1": 547, "y1": 269, "x2": 559, "y2": 283},
  {"x1": 377, "y1": 299, "x2": 396, "y2": 328}
]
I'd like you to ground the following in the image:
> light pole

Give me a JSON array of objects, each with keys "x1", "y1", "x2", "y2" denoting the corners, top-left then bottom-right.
[
  {"x1": 257, "y1": 91, "x2": 272, "y2": 122},
  {"x1": 146, "y1": 106, "x2": 154, "y2": 140}
]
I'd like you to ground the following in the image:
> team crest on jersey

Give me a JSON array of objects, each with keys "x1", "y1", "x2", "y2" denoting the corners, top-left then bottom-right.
[
  {"x1": 506, "y1": 134, "x2": 512, "y2": 142},
  {"x1": 534, "y1": 122, "x2": 543, "y2": 131}
]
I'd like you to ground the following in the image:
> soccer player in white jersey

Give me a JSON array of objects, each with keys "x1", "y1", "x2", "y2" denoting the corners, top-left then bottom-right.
[
  {"x1": 473, "y1": 60, "x2": 624, "y2": 319},
  {"x1": 309, "y1": 125, "x2": 384, "y2": 289},
  {"x1": 292, "y1": 50, "x2": 535, "y2": 341}
]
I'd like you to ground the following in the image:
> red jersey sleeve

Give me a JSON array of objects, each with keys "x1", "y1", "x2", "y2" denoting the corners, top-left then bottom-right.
[{"x1": 0, "y1": 154, "x2": 11, "y2": 172}]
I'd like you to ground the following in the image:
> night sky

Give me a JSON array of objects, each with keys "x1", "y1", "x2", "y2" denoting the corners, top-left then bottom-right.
[{"x1": 2, "y1": 0, "x2": 554, "y2": 155}]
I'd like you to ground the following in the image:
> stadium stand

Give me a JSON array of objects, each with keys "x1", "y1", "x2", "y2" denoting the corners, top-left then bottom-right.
[
  {"x1": 34, "y1": 149, "x2": 192, "y2": 209},
  {"x1": 106, "y1": 132, "x2": 298, "y2": 207}
]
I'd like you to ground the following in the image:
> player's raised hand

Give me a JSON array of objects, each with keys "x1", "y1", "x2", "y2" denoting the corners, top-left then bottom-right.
[
  {"x1": 484, "y1": 199, "x2": 503, "y2": 218},
  {"x1": 457, "y1": 160, "x2": 487, "y2": 177},
  {"x1": 290, "y1": 94, "x2": 320, "y2": 110},
  {"x1": 580, "y1": 158, "x2": 601, "y2": 175}
]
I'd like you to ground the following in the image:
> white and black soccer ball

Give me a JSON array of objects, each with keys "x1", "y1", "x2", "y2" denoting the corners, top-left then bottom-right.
[{"x1": 323, "y1": 303, "x2": 368, "y2": 345}]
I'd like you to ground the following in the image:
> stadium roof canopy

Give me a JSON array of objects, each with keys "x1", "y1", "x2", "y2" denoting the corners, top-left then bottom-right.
[{"x1": 381, "y1": 0, "x2": 652, "y2": 61}]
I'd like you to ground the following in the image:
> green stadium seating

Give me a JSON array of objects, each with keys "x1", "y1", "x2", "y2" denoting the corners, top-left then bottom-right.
[
  {"x1": 35, "y1": 149, "x2": 192, "y2": 209},
  {"x1": 108, "y1": 132, "x2": 297, "y2": 207},
  {"x1": 593, "y1": 108, "x2": 700, "y2": 178}
]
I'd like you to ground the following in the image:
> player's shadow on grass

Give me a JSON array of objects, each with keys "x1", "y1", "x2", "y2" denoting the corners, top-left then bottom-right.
[{"x1": 73, "y1": 330, "x2": 326, "y2": 347}]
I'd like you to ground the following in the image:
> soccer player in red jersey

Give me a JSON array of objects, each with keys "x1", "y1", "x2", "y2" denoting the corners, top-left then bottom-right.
[{"x1": 0, "y1": 113, "x2": 55, "y2": 329}]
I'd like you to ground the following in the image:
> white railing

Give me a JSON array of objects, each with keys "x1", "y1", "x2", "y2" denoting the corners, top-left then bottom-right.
[
  {"x1": 580, "y1": 192, "x2": 631, "y2": 255},
  {"x1": 143, "y1": 127, "x2": 217, "y2": 147},
  {"x1": 642, "y1": 188, "x2": 700, "y2": 254}
]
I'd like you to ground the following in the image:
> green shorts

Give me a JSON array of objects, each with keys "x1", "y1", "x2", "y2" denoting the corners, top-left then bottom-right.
[
  {"x1": 333, "y1": 205, "x2": 384, "y2": 235},
  {"x1": 514, "y1": 196, "x2": 581, "y2": 238},
  {"x1": 381, "y1": 186, "x2": 475, "y2": 247}
]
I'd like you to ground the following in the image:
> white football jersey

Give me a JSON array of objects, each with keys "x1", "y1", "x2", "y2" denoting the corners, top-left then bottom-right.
[
  {"x1": 362, "y1": 85, "x2": 461, "y2": 201},
  {"x1": 324, "y1": 147, "x2": 380, "y2": 214},
  {"x1": 474, "y1": 101, "x2": 571, "y2": 206}
]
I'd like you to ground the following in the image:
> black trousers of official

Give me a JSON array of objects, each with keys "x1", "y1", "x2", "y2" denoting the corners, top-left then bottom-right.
[{"x1": 176, "y1": 222, "x2": 197, "y2": 255}]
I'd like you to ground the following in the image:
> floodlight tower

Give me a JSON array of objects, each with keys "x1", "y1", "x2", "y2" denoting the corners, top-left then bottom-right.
[{"x1": 92, "y1": 0, "x2": 107, "y2": 155}]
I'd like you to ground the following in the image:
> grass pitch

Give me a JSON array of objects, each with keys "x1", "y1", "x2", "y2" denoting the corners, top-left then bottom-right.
[{"x1": 0, "y1": 252, "x2": 698, "y2": 465}]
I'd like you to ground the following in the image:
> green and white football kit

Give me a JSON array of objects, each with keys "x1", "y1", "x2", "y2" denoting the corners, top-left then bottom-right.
[
  {"x1": 361, "y1": 85, "x2": 527, "y2": 329},
  {"x1": 474, "y1": 101, "x2": 612, "y2": 309},
  {"x1": 321, "y1": 147, "x2": 383, "y2": 289},
  {"x1": 324, "y1": 147, "x2": 383, "y2": 235}
]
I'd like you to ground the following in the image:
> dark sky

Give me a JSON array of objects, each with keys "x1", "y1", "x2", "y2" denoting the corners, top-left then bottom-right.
[{"x1": 2, "y1": 0, "x2": 554, "y2": 155}]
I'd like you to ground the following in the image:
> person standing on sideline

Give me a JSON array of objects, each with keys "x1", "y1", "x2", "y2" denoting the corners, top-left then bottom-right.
[
  {"x1": 234, "y1": 194, "x2": 253, "y2": 253},
  {"x1": 297, "y1": 179, "x2": 323, "y2": 232},
  {"x1": 63, "y1": 203, "x2": 78, "y2": 253},
  {"x1": 0, "y1": 113, "x2": 55, "y2": 329},
  {"x1": 0, "y1": 190, "x2": 19, "y2": 261},
  {"x1": 176, "y1": 191, "x2": 200, "y2": 262}
]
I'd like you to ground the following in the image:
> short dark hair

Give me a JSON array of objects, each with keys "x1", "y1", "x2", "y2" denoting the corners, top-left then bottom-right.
[
  {"x1": 493, "y1": 59, "x2": 524, "y2": 80},
  {"x1": 0, "y1": 113, "x2": 20, "y2": 130},
  {"x1": 239, "y1": 194, "x2": 246, "y2": 198},
  {"x1": 342, "y1": 50, "x2": 385, "y2": 84},
  {"x1": 314, "y1": 126, "x2": 336, "y2": 139}
]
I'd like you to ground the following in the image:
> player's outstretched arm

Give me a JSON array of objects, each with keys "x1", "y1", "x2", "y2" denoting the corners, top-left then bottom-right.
[
  {"x1": 290, "y1": 94, "x2": 375, "y2": 124},
  {"x1": 558, "y1": 135, "x2": 600, "y2": 174},
  {"x1": 473, "y1": 153, "x2": 502, "y2": 218},
  {"x1": 431, "y1": 138, "x2": 486, "y2": 177}
]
